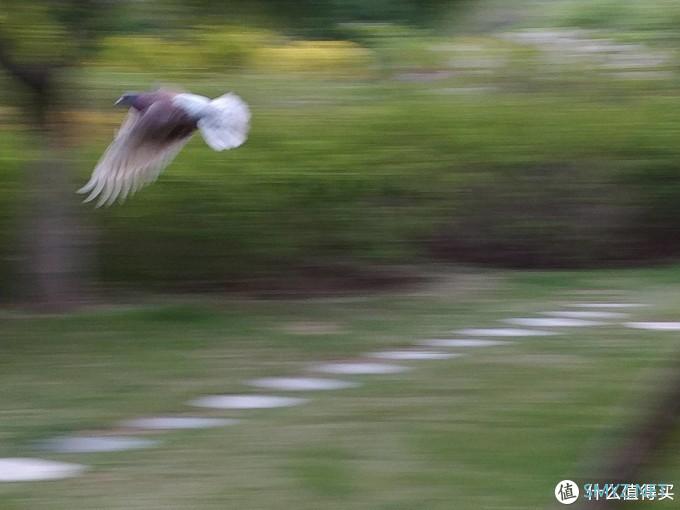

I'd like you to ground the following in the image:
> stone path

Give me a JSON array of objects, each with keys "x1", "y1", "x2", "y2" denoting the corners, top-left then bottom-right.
[
  {"x1": 41, "y1": 436, "x2": 159, "y2": 454},
  {"x1": 625, "y1": 322, "x2": 680, "y2": 331},
  {"x1": 420, "y1": 338, "x2": 510, "y2": 348},
  {"x1": 367, "y1": 350, "x2": 459, "y2": 361},
  {"x1": 312, "y1": 362, "x2": 410, "y2": 375},
  {"x1": 456, "y1": 328, "x2": 558, "y2": 337},
  {"x1": 119, "y1": 417, "x2": 239, "y2": 430},
  {"x1": 0, "y1": 458, "x2": 87, "y2": 482},
  {"x1": 189, "y1": 395, "x2": 307, "y2": 410},
  {"x1": 542, "y1": 311, "x2": 627, "y2": 319},
  {"x1": 2, "y1": 296, "x2": 661, "y2": 482},
  {"x1": 568, "y1": 303, "x2": 647, "y2": 308},
  {"x1": 505, "y1": 317, "x2": 604, "y2": 327},
  {"x1": 247, "y1": 377, "x2": 360, "y2": 391}
]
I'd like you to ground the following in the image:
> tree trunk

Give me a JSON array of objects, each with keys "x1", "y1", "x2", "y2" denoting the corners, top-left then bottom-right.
[
  {"x1": 16, "y1": 86, "x2": 92, "y2": 311},
  {"x1": 0, "y1": 9, "x2": 101, "y2": 312},
  {"x1": 574, "y1": 358, "x2": 680, "y2": 509}
]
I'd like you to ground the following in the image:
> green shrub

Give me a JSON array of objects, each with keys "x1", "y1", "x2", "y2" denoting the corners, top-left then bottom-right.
[
  {"x1": 5, "y1": 75, "x2": 680, "y2": 288},
  {"x1": 536, "y1": 0, "x2": 680, "y2": 42},
  {"x1": 253, "y1": 40, "x2": 375, "y2": 77},
  {"x1": 93, "y1": 31, "x2": 374, "y2": 78},
  {"x1": 0, "y1": 132, "x2": 31, "y2": 297},
  {"x1": 94, "y1": 35, "x2": 198, "y2": 75},
  {"x1": 342, "y1": 23, "x2": 443, "y2": 71},
  {"x1": 195, "y1": 26, "x2": 276, "y2": 70}
]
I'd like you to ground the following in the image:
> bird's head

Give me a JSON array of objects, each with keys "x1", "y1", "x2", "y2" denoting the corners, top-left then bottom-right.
[{"x1": 115, "y1": 92, "x2": 140, "y2": 108}]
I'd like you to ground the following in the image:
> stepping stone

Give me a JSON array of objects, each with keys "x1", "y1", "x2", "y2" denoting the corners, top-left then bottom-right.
[
  {"x1": 420, "y1": 339, "x2": 510, "y2": 348},
  {"x1": 189, "y1": 395, "x2": 307, "y2": 409},
  {"x1": 41, "y1": 436, "x2": 158, "y2": 454},
  {"x1": 367, "y1": 350, "x2": 460, "y2": 361},
  {"x1": 119, "y1": 417, "x2": 238, "y2": 430},
  {"x1": 569, "y1": 290, "x2": 626, "y2": 295},
  {"x1": 247, "y1": 377, "x2": 359, "y2": 391},
  {"x1": 567, "y1": 303, "x2": 646, "y2": 308},
  {"x1": 625, "y1": 322, "x2": 680, "y2": 331},
  {"x1": 504, "y1": 317, "x2": 604, "y2": 327},
  {"x1": 542, "y1": 311, "x2": 627, "y2": 319},
  {"x1": 456, "y1": 328, "x2": 558, "y2": 337},
  {"x1": 0, "y1": 458, "x2": 87, "y2": 482},
  {"x1": 312, "y1": 362, "x2": 410, "y2": 375}
]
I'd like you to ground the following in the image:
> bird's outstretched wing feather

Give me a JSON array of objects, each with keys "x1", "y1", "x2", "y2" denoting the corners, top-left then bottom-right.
[{"x1": 78, "y1": 102, "x2": 193, "y2": 207}]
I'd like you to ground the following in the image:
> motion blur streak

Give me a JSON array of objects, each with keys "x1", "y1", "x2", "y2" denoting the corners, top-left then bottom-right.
[{"x1": 2, "y1": 1, "x2": 680, "y2": 509}]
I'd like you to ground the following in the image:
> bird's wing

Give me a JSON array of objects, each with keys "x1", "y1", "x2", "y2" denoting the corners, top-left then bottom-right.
[{"x1": 78, "y1": 103, "x2": 192, "y2": 207}]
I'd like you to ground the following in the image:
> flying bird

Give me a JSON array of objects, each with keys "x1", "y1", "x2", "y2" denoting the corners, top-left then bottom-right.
[{"x1": 78, "y1": 88, "x2": 250, "y2": 207}]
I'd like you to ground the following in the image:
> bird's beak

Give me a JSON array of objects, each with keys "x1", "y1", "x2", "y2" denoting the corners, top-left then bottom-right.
[{"x1": 114, "y1": 97, "x2": 124, "y2": 106}]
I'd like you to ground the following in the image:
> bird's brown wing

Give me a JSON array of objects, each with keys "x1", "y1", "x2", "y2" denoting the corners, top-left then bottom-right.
[{"x1": 78, "y1": 102, "x2": 194, "y2": 207}]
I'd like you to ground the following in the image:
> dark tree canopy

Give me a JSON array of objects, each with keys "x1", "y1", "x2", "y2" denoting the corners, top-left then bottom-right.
[{"x1": 182, "y1": 0, "x2": 460, "y2": 37}]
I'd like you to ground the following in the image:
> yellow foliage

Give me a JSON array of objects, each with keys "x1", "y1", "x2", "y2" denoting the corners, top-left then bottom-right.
[
  {"x1": 91, "y1": 30, "x2": 374, "y2": 78},
  {"x1": 253, "y1": 40, "x2": 375, "y2": 77},
  {"x1": 94, "y1": 36, "x2": 197, "y2": 73},
  {"x1": 194, "y1": 26, "x2": 276, "y2": 69},
  {"x1": 93, "y1": 27, "x2": 277, "y2": 74}
]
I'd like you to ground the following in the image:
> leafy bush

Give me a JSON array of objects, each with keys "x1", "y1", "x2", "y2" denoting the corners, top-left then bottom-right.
[
  {"x1": 521, "y1": 0, "x2": 680, "y2": 43},
  {"x1": 94, "y1": 27, "x2": 275, "y2": 75},
  {"x1": 94, "y1": 35, "x2": 198, "y2": 75},
  {"x1": 80, "y1": 91, "x2": 680, "y2": 285},
  {"x1": 5, "y1": 71, "x2": 680, "y2": 288},
  {"x1": 253, "y1": 40, "x2": 375, "y2": 77},
  {"x1": 0, "y1": 132, "x2": 31, "y2": 298},
  {"x1": 342, "y1": 23, "x2": 443, "y2": 71},
  {"x1": 93, "y1": 31, "x2": 374, "y2": 78},
  {"x1": 195, "y1": 26, "x2": 276, "y2": 70}
]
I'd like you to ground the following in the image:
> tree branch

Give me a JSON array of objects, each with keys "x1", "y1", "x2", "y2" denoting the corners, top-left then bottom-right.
[
  {"x1": 0, "y1": 0, "x2": 109, "y2": 91},
  {"x1": 0, "y1": 34, "x2": 50, "y2": 91}
]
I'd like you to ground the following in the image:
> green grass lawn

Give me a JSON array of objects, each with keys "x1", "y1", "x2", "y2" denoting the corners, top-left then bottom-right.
[{"x1": 2, "y1": 266, "x2": 680, "y2": 509}]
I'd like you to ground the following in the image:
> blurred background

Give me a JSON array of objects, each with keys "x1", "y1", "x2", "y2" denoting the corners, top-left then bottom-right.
[
  {"x1": 4, "y1": 0, "x2": 680, "y2": 303},
  {"x1": 3, "y1": 1, "x2": 680, "y2": 508}
]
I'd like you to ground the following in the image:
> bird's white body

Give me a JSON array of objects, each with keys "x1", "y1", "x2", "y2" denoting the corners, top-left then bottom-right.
[
  {"x1": 172, "y1": 93, "x2": 211, "y2": 117},
  {"x1": 173, "y1": 92, "x2": 250, "y2": 151},
  {"x1": 78, "y1": 89, "x2": 250, "y2": 206}
]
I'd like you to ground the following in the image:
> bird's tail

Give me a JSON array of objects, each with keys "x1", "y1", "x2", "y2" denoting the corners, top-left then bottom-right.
[{"x1": 197, "y1": 93, "x2": 250, "y2": 151}]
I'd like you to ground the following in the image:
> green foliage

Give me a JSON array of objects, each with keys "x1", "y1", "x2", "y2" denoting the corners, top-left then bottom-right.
[
  {"x1": 60, "y1": 91, "x2": 680, "y2": 284},
  {"x1": 94, "y1": 27, "x2": 277, "y2": 75},
  {"x1": 6, "y1": 0, "x2": 680, "y2": 287},
  {"x1": 86, "y1": 102, "x2": 438, "y2": 286},
  {"x1": 195, "y1": 26, "x2": 276, "y2": 70},
  {"x1": 253, "y1": 40, "x2": 375, "y2": 76},
  {"x1": 0, "y1": 132, "x2": 30, "y2": 297},
  {"x1": 0, "y1": 0, "x2": 120, "y2": 65},
  {"x1": 0, "y1": 4, "x2": 74, "y2": 63},
  {"x1": 555, "y1": 0, "x2": 680, "y2": 32},
  {"x1": 514, "y1": 0, "x2": 680, "y2": 43},
  {"x1": 5, "y1": 76, "x2": 680, "y2": 286},
  {"x1": 234, "y1": 0, "x2": 457, "y2": 37},
  {"x1": 342, "y1": 23, "x2": 443, "y2": 71},
  {"x1": 92, "y1": 29, "x2": 373, "y2": 77},
  {"x1": 94, "y1": 35, "x2": 197, "y2": 75}
]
